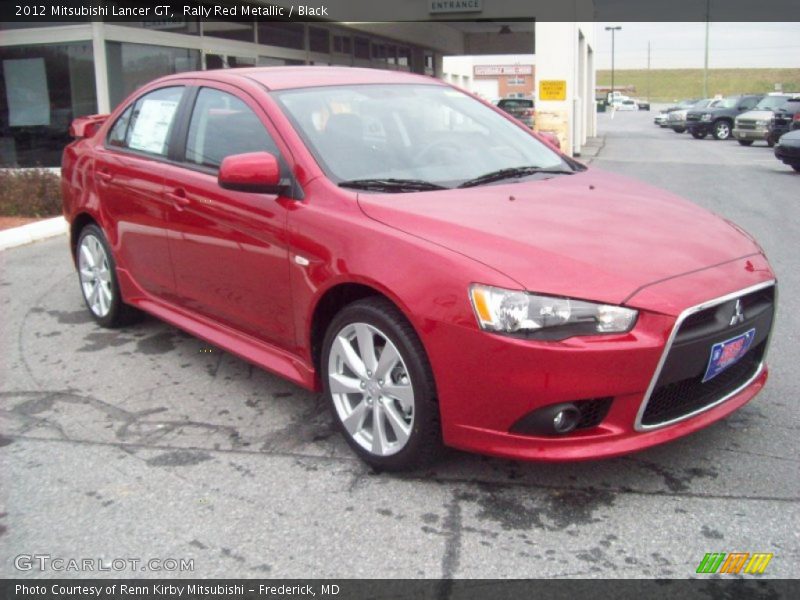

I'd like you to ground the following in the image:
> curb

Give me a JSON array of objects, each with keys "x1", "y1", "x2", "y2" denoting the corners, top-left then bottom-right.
[{"x1": 0, "y1": 216, "x2": 68, "y2": 251}]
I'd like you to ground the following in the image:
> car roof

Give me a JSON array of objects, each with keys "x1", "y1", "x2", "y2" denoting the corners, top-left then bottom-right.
[{"x1": 156, "y1": 66, "x2": 442, "y2": 91}]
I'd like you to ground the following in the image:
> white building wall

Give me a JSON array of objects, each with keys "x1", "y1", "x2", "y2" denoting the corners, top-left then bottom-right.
[{"x1": 533, "y1": 22, "x2": 596, "y2": 155}]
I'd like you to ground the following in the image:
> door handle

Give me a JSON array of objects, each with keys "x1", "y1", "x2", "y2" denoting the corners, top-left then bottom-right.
[
  {"x1": 96, "y1": 170, "x2": 113, "y2": 184},
  {"x1": 167, "y1": 188, "x2": 191, "y2": 209}
]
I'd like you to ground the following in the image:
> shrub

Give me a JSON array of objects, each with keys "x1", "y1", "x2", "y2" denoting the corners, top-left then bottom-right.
[{"x1": 0, "y1": 169, "x2": 62, "y2": 218}]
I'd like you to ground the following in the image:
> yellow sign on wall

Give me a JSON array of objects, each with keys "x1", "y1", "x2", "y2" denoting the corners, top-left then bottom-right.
[{"x1": 539, "y1": 80, "x2": 567, "y2": 101}]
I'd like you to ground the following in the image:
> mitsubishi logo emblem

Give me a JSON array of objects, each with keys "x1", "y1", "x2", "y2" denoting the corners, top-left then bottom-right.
[{"x1": 729, "y1": 299, "x2": 745, "y2": 327}]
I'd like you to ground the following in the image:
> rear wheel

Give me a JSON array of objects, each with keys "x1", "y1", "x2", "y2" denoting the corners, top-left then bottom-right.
[
  {"x1": 712, "y1": 120, "x2": 732, "y2": 140},
  {"x1": 322, "y1": 297, "x2": 441, "y2": 471},
  {"x1": 738, "y1": 140, "x2": 753, "y2": 146},
  {"x1": 76, "y1": 224, "x2": 141, "y2": 328}
]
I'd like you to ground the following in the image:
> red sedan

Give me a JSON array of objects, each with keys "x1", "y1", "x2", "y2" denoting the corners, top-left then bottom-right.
[{"x1": 62, "y1": 67, "x2": 776, "y2": 470}]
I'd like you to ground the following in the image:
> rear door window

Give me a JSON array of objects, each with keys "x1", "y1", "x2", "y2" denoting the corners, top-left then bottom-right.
[
  {"x1": 184, "y1": 87, "x2": 280, "y2": 170},
  {"x1": 106, "y1": 86, "x2": 184, "y2": 156}
]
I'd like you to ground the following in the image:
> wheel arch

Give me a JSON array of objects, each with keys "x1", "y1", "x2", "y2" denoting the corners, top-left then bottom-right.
[
  {"x1": 70, "y1": 212, "x2": 100, "y2": 265},
  {"x1": 308, "y1": 281, "x2": 421, "y2": 376}
]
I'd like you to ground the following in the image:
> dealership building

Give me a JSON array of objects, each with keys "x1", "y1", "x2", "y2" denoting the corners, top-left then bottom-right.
[{"x1": 0, "y1": 1, "x2": 596, "y2": 167}]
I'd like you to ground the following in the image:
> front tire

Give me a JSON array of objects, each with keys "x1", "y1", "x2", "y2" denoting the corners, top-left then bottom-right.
[
  {"x1": 673, "y1": 127, "x2": 686, "y2": 134},
  {"x1": 322, "y1": 297, "x2": 441, "y2": 471},
  {"x1": 691, "y1": 130, "x2": 707, "y2": 139},
  {"x1": 712, "y1": 120, "x2": 732, "y2": 140},
  {"x1": 76, "y1": 224, "x2": 140, "y2": 328},
  {"x1": 792, "y1": 164, "x2": 800, "y2": 173},
  {"x1": 738, "y1": 139, "x2": 753, "y2": 146}
]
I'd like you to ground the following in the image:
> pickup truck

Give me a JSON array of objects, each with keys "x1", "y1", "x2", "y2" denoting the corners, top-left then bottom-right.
[{"x1": 685, "y1": 95, "x2": 763, "y2": 140}]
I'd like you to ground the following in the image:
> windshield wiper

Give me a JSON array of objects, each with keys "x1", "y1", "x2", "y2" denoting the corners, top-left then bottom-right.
[
  {"x1": 458, "y1": 166, "x2": 575, "y2": 188},
  {"x1": 338, "y1": 178, "x2": 448, "y2": 193}
]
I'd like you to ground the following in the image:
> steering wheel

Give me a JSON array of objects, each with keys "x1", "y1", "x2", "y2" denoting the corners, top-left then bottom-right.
[{"x1": 413, "y1": 138, "x2": 463, "y2": 166}]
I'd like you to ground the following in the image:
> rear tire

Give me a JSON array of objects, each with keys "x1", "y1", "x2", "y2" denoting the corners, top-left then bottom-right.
[
  {"x1": 738, "y1": 140, "x2": 753, "y2": 146},
  {"x1": 321, "y1": 297, "x2": 442, "y2": 471},
  {"x1": 76, "y1": 224, "x2": 141, "y2": 328}
]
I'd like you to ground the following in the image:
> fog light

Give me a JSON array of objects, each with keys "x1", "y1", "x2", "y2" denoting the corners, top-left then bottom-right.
[{"x1": 553, "y1": 407, "x2": 580, "y2": 433}]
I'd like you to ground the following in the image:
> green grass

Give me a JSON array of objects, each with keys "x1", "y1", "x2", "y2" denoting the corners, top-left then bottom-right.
[{"x1": 596, "y1": 68, "x2": 800, "y2": 102}]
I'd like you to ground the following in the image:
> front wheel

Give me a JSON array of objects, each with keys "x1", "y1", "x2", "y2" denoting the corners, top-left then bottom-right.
[
  {"x1": 673, "y1": 127, "x2": 686, "y2": 134},
  {"x1": 792, "y1": 164, "x2": 800, "y2": 173},
  {"x1": 691, "y1": 130, "x2": 707, "y2": 139},
  {"x1": 76, "y1": 224, "x2": 140, "y2": 328},
  {"x1": 322, "y1": 297, "x2": 441, "y2": 471},
  {"x1": 738, "y1": 139, "x2": 754, "y2": 146},
  {"x1": 712, "y1": 120, "x2": 732, "y2": 140}
]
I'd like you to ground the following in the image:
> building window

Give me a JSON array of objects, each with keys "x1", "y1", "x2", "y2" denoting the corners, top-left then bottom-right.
[
  {"x1": 0, "y1": 42, "x2": 97, "y2": 167},
  {"x1": 203, "y1": 20, "x2": 255, "y2": 42},
  {"x1": 508, "y1": 78, "x2": 525, "y2": 86},
  {"x1": 105, "y1": 42, "x2": 200, "y2": 109},
  {"x1": 257, "y1": 22, "x2": 305, "y2": 50},
  {"x1": 308, "y1": 27, "x2": 330, "y2": 54},
  {"x1": 206, "y1": 54, "x2": 256, "y2": 69},
  {"x1": 333, "y1": 35, "x2": 352, "y2": 55},
  {"x1": 354, "y1": 37, "x2": 370, "y2": 60},
  {"x1": 398, "y1": 47, "x2": 411, "y2": 67}
]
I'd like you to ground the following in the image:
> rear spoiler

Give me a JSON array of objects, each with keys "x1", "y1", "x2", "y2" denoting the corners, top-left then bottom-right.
[{"x1": 69, "y1": 114, "x2": 109, "y2": 139}]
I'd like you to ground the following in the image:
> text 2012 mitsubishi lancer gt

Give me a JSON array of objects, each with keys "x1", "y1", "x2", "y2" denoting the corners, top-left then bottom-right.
[{"x1": 62, "y1": 67, "x2": 776, "y2": 470}]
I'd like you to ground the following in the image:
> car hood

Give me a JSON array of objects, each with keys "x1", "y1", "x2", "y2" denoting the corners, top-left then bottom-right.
[
  {"x1": 357, "y1": 170, "x2": 761, "y2": 308},
  {"x1": 778, "y1": 129, "x2": 800, "y2": 144},
  {"x1": 736, "y1": 110, "x2": 775, "y2": 121}
]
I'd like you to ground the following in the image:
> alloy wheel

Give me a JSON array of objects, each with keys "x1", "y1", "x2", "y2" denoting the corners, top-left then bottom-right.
[
  {"x1": 715, "y1": 121, "x2": 731, "y2": 140},
  {"x1": 327, "y1": 322, "x2": 415, "y2": 457},
  {"x1": 78, "y1": 234, "x2": 113, "y2": 317}
]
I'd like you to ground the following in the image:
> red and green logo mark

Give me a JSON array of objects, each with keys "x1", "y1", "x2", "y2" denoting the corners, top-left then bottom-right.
[{"x1": 696, "y1": 553, "x2": 773, "y2": 574}]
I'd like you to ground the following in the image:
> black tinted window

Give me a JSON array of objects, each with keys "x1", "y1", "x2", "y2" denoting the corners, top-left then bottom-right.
[
  {"x1": 185, "y1": 88, "x2": 279, "y2": 169},
  {"x1": 108, "y1": 86, "x2": 184, "y2": 155}
]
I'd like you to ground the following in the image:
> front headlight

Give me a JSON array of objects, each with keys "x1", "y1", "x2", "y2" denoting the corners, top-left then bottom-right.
[
  {"x1": 756, "y1": 120, "x2": 769, "y2": 128},
  {"x1": 700, "y1": 113, "x2": 712, "y2": 122},
  {"x1": 469, "y1": 284, "x2": 638, "y2": 340}
]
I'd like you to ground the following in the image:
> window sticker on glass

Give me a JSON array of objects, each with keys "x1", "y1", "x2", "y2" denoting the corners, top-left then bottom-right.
[{"x1": 128, "y1": 99, "x2": 178, "y2": 155}]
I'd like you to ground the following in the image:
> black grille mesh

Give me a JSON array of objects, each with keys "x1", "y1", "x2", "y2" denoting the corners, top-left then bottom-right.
[{"x1": 641, "y1": 341, "x2": 765, "y2": 426}]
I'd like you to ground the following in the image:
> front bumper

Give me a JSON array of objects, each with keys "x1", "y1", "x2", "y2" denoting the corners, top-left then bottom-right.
[
  {"x1": 775, "y1": 143, "x2": 800, "y2": 162},
  {"x1": 734, "y1": 128, "x2": 769, "y2": 141},
  {"x1": 687, "y1": 122, "x2": 710, "y2": 135},
  {"x1": 429, "y1": 256, "x2": 775, "y2": 461}
]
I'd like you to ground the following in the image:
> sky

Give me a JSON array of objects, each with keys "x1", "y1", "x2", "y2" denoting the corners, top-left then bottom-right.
[{"x1": 594, "y1": 22, "x2": 800, "y2": 69}]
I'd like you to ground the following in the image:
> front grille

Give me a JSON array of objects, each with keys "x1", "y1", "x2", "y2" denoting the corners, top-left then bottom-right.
[
  {"x1": 640, "y1": 284, "x2": 775, "y2": 428},
  {"x1": 737, "y1": 120, "x2": 757, "y2": 130},
  {"x1": 642, "y1": 341, "x2": 765, "y2": 426},
  {"x1": 686, "y1": 114, "x2": 701, "y2": 122}
]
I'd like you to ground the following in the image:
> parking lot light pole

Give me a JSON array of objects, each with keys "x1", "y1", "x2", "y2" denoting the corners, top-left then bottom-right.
[{"x1": 605, "y1": 26, "x2": 622, "y2": 102}]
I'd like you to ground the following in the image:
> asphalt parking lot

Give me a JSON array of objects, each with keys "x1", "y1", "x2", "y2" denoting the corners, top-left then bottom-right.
[{"x1": 1, "y1": 108, "x2": 798, "y2": 580}]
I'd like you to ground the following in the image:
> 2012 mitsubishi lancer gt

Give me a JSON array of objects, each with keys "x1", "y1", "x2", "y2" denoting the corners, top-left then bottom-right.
[{"x1": 62, "y1": 67, "x2": 776, "y2": 470}]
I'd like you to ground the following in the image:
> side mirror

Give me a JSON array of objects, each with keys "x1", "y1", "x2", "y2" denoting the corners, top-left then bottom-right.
[{"x1": 218, "y1": 152, "x2": 286, "y2": 194}]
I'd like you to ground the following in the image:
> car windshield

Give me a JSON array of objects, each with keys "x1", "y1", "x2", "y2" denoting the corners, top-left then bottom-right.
[
  {"x1": 715, "y1": 97, "x2": 739, "y2": 109},
  {"x1": 754, "y1": 96, "x2": 791, "y2": 110},
  {"x1": 273, "y1": 84, "x2": 570, "y2": 187}
]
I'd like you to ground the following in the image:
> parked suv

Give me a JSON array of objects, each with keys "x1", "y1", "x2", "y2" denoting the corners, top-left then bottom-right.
[
  {"x1": 496, "y1": 98, "x2": 535, "y2": 128},
  {"x1": 734, "y1": 93, "x2": 800, "y2": 146},
  {"x1": 668, "y1": 98, "x2": 721, "y2": 133},
  {"x1": 686, "y1": 95, "x2": 763, "y2": 140},
  {"x1": 765, "y1": 96, "x2": 800, "y2": 145}
]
